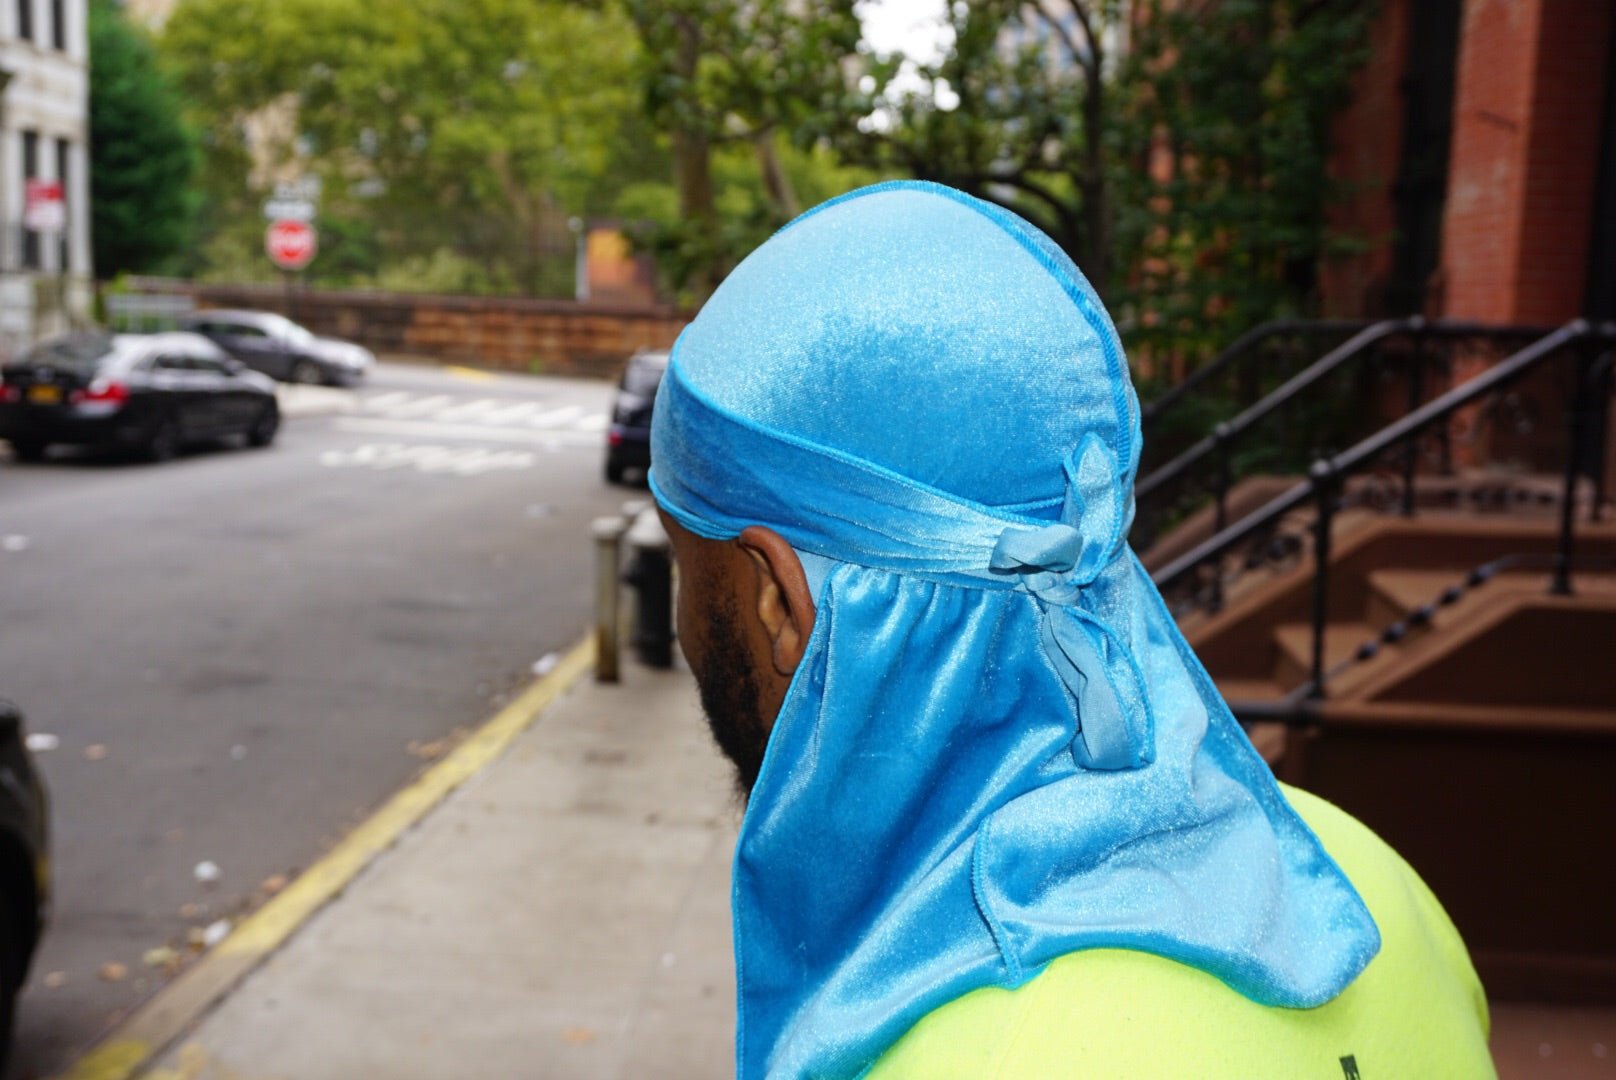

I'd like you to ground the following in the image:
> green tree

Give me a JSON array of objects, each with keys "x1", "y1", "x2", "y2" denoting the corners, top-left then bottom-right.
[
  {"x1": 615, "y1": 140, "x2": 882, "y2": 299},
  {"x1": 1111, "y1": 0, "x2": 1374, "y2": 365},
  {"x1": 161, "y1": 0, "x2": 649, "y2": 294},
  {"x1": 616, "y1": 0, "x2": 864, "y2": 294},
  {"x1": 89, "y1": 0, "x2": 198, "y2": 277},
  {"x1": 836, "y1": 1, "x2": 1121, "y2": 292},
  {"x1": 841, "y1": 0, "x2": 1371, "y2": 371}
]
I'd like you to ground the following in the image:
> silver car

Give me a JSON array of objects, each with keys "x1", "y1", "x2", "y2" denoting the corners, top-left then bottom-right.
[{"x1": 181, "y1": 310, "x2": 374, "y2": 386}]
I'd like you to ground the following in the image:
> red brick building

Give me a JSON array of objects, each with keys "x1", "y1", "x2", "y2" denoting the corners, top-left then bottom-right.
[{"x1": 1321, "y1": 0, "x2": 1615, "y2": 326}]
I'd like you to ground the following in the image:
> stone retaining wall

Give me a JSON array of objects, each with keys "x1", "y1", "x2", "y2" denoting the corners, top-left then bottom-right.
[{"x1": 125, "y1": 279, "x2": 690, "y2": 380}]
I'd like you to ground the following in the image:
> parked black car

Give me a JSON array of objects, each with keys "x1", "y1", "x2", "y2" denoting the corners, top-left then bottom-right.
[
  {"x1": 605, "y1": 349, "x2": 668, "y2": 485},
  {"x1": 0, "y1": 700, "x2": 49, "y2": 1074},
  {"x1": 180, "y1": 310, "x2": 374, "y2": 386},
  {"x1": 0, "y1": 331, "x2": 280, "y2": 463}
]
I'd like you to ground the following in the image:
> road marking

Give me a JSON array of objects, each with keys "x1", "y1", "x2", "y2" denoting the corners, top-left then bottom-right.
[
  {"x1": 375, "y1": 393, "x2": 455, "y2": 418},
  {"x1": 528, "y1": 404, "x2": 585, "y2": 428},
  {"x1": 320, "y1": 443, "x2": 537, "y2": 475},
  {"x1": 333, "y1": 416, "x2": 600, "y2": 447},
  {"x1": 477, "y1": 400, "x2": 547, "y2": 425},
  {"x1": 55, "y1": 638, "x2": 597, "y2": 1080},
  {"x1": 359, "y1": 390, "x2": 413, "y2": 411},
  {"x1": 432, "y1": 397, "x2": 505, "y2": 423}
]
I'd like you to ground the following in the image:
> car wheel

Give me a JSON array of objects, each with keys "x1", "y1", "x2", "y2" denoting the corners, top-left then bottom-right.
[
  {"x1": 145, "y1": 415, "x2": 181, "y2": 463},
  {"x1": 8, "y1": 439, "x2": 46, "y2": 463},
  {"x1": 247, "y1": 401, "x2": 280, "y2": 448},
  {"x1": 605, "y1": 459, "x2": 627, "y2": 485},
  {"x1": 289, "y1": 360, "x2": 324, "y2": 385}
]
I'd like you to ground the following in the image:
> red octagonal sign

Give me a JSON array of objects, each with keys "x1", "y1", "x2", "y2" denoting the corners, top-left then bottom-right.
[{"x1": 265, "y1": 219, "x2": 318, "y2": 271}]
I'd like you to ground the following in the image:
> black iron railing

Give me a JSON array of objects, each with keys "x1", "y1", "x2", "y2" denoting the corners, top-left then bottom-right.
[
  {"x1": 1151, "y1": 319, "x2": 1616, "y2": 715},
  {"x1": 1141, "y1": 319, "x2": 1370, "y2": 429},
  {"x1": 1132, "y1": 318, "x2": 1550, "y2": 554}
]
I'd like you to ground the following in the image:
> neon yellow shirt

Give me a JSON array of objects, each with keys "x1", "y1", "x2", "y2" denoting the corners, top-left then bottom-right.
[{"x1": 867, "y1": 785, "x2": 1493, "y2": 1079}]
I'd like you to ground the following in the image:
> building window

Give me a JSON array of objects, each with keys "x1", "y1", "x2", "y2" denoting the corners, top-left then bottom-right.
[
  {"x1": 21, "y1": 130, "x2": 40, "y2": 270},
  {"x1": 56, "y1": 138, "x2": 70, "y2": 272},
  {"x1": 16, "y1": 0, "x2": 32, "y2": 42},
  {"x1": 50, "y1": 0, "x2": 64, "y2": 50}
]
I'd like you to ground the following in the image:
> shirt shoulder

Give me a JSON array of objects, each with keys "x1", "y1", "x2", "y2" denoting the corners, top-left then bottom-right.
[{"x1": 865, "y1": 784, "x2": 1494, "y2": 1080}]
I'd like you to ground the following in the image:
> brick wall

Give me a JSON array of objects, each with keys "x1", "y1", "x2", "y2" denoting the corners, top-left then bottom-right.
[
  {"x1": 1319, "y1": 0, "x2": 1409, "y2": 318},
  {"x1": 127, "y1": 279, "x2": 690, "y2": 380},
  {"x1": 1440, "y1": 0, "x2": 1612, "y2": 323}
]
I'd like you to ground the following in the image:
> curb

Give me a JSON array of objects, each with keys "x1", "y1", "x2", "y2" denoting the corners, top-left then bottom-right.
[{"x1": 54, "y1": 636, "x2": 597, "y2": 1080}]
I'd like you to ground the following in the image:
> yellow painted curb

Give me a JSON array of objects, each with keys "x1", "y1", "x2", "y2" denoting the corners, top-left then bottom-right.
[
  {"x1": 442, "y1": 364, "x2": 497, "y2": 382},
  {"x1": 55, "y1": 636, "x2": 596, "y2": 1080}
]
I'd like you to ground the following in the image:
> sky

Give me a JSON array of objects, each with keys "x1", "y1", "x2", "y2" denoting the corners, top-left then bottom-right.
[
  {"x1": 856, "y1": 0, "x2": 959, "y2": 117},
  {"x1": 858, "y1": 0, "x2": 952, "y2": 65}
]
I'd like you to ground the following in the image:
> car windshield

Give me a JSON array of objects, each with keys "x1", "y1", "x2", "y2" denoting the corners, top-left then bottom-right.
[
  {"x1": 263, "y1": 314, "x2": 317, "y2": 347},
  {"x1": 15, "y1": 333, "x2": 117, "y2": 372},
  {"x1": 621, "y1": 354, "x2": 667, "y2": 396}
]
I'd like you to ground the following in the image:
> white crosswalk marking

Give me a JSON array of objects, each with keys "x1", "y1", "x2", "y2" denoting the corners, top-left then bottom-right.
[
  {"x1": 432, "y1": 398, "x2": 505, "y2": 423},
  {"x1": 528, "y1": 405, "x2": 585, "y2": 428},
  {"x1": 360, "y1": 391, "x2": 414, "y2": 411},
  {"x1": 377, "y1": 393, "x2": 455, "y2": 418},
  {"x1": 478, "y1": 401, "x2": 547, "y2": 425},
  {"x1": 347, "y1": 389, "x2": 610, "y2": 446}
]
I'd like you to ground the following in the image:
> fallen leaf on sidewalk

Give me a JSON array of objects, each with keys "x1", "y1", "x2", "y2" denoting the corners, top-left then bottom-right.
[
  {"x1": 532, "y1": 652, "x2": 561, "y2": 676},
  {"x1": 407, "y1": 738, "x2": 447, "y2": 760},
  {"x1": 561, "y1": 1026, "x2": 597, "y2": 1045},
  {"x1": 178, "y1": 902, "x2": 202, "y2": 919},
  {"x1": 84, "y1": 743, "x2": 108, "y2": 761},
  {"x1": 193, "y1": 860, "x2": 221, "y2": 885},
  {"x1": 99, "y1": 962, "x2": 128, "y2": 982},
  {"x1": 261, "y1": 873, "x2": 288, "y2": 895},
  {"x1": 202, "y1": 919, "x2": 231, "y2": 948},
  {"x1": 143, "y1": 946, "x2": 179, "y2": 970},
  {"x1": 42, "y1": 971, "x2": 67, "y2": 989}
]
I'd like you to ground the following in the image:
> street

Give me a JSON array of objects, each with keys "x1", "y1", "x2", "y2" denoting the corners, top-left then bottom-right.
[{"x1": 0, "y1": 361, "x2": 629, "y2": 1076}]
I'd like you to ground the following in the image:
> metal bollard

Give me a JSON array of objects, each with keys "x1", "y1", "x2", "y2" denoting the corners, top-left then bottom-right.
[
  {"x1": 623, "y1": 509, "x2": 675, "y2": 668},
  {"x1": 591, "y1": 515, "x2": 628, "y2": 682}
]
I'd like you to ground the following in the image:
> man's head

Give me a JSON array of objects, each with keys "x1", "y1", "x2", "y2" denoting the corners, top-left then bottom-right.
[{"x1": 657, "y1": 513, "x2": 813, "y2": 798}]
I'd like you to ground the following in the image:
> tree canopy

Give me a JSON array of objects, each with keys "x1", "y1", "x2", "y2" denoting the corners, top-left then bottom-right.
[
  {"x1": 161, "y1": 0, "x2": 651, "y2": 292},
  {"x1": 89, "y1": 0, "x2": 197, "y2": 277},
  {"x1": 144, "y1": 0, "x2": 1375, "y2": 362}
]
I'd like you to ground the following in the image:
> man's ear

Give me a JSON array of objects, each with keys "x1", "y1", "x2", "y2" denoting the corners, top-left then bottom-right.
[{"x1": 737, "y1": 526, "x2": 816, "y2": 677}]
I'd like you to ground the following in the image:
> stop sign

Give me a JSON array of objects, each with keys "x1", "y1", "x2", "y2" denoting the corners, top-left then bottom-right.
[{"x1": 265, "y1": 219, "x2": 318, "y2": 271}]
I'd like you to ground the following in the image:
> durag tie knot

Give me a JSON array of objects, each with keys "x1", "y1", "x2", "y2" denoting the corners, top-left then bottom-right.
[{"x1": 989, "y1": 434, "x2": 1156, "y2": 771}]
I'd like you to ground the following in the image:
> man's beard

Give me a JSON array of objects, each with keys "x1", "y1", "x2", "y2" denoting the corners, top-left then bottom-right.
[{"x1": 696, "y1": 596, "x2": 771, "y2": 801}]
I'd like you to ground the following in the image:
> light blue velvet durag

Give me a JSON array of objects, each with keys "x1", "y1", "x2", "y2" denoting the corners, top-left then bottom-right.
[{"x1": 649, "y1": 182, "x2": 1379, "y2": 1080}]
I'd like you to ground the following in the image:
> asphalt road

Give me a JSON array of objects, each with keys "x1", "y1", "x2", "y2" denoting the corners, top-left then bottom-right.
[{"x1": 0, "y1": 361, "x2": 636, "y2": 1076}]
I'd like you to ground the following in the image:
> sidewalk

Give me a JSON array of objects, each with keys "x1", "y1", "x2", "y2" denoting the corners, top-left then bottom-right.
[
  {"x1": 73, "y1": 647, "x2": 1610, "y2": 1079},
  {"x1": 137, "y1": 658, "x2": 740, "y2": 1080}
]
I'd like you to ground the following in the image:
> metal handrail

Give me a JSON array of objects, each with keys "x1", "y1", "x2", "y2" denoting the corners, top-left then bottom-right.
[
  {"x1": 1154, "y1": 319, "x2": 1616, "y2": 700},
  {"x1": 1140, "y1": 319, "x2": 1371, "y2": 427},
  {"x1": 1136, "y1": 318, "x2": 1551, "y2": 511}
]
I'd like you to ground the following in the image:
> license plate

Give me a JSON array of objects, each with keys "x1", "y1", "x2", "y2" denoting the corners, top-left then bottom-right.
[{"x1": 26, "y1": 385, "x2": 62, "y2": 405}]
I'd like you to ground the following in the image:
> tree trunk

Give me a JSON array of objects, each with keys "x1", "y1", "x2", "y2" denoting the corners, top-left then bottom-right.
[
  {"x1": 754, "y1": 131, "x2": 799, "y2": 220},
  {"x1": 670, "y1": 14, "x2": 719, "y2": 295}
]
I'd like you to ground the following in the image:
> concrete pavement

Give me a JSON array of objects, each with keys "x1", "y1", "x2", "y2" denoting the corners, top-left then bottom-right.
[
  {"x1": 51, "y1": 623, "x2": 1612, "y2": 1079},
  {"x1": 113, "y1": 651, "x2": 739, "y2": 1080}
]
